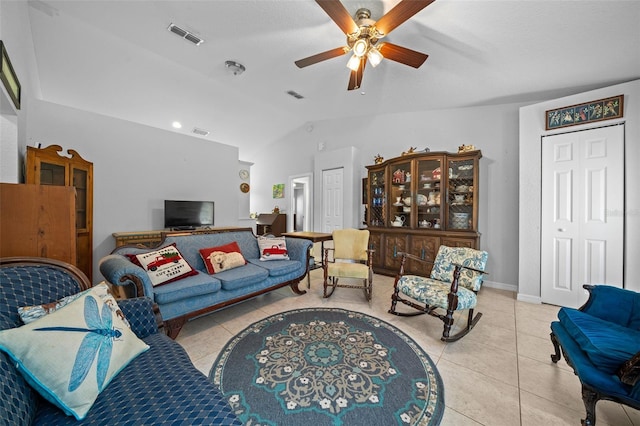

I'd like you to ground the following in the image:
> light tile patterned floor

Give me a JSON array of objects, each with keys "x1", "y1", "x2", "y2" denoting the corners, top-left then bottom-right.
[{"x1": 176, "y1": 270, "x2": 640, "y2": 425}]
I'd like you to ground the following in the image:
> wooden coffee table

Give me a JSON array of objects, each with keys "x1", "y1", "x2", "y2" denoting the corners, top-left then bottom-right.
[{"x1": 282, "y1": 231, "x2": 333, "y2": 288}]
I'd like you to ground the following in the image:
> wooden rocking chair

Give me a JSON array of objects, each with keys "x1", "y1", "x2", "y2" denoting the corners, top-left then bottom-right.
[{"x1": 389, "y1": 245, "x2": 488, "y2": 342}]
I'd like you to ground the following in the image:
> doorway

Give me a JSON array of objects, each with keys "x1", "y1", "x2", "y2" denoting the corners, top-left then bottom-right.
[
  {"x1": 288, "y1": 173, "x2": 313, "y2": 232},
  {"x1": 541, "y1": 124, "x2": 624, "y2": 308}
]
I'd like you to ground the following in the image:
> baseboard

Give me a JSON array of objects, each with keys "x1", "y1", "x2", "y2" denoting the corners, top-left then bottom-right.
[
  {"x1": 516, "y1": 293, "x2": 542, "y2": 304},
  {"x1": 483, "y1": 280, "x2": 517, "y2": 293}
]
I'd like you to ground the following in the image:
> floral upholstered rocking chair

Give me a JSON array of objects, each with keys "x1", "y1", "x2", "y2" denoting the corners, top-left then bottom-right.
[{"x1": 389, "y1": 245, "x2": 488, "y2": 342}]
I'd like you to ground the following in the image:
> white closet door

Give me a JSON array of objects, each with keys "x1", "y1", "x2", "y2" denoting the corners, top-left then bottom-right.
[{"x1": 541, "y1": 124, "x2": 624, "y2": 308}]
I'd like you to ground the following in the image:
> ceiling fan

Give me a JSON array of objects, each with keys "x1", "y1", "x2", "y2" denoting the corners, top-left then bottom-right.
[{"x1": 295, "y1": 0, "x2": 435, "y2": 90}]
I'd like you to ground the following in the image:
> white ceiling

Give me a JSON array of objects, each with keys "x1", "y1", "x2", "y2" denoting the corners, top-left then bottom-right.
[{"x1": 24, "y1": 0, "x2": 640, "y2": 155}]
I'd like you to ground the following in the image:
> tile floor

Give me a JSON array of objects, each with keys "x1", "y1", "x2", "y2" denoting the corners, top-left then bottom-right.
[{"x1": 176, "y1": 270, "x2": 640, "y2": 425}]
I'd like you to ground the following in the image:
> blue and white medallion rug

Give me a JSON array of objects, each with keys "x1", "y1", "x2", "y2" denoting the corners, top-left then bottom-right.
[{"x1": 209, "y1": 308, "x2": 444, "y2": 425}]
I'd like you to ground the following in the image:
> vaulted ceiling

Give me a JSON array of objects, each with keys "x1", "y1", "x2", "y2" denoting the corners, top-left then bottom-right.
[{"x1": 23, "y1": 0, "x2": 640, "y2": 155}]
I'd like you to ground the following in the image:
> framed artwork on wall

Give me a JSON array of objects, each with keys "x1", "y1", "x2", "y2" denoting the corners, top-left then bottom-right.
[
  {"x1": 545, "y1": 94, "x2": 623, "y2": 130},
  {"x1": 273, "y1": 184, "x2": 284, "y2": 199},
  {"x1": 0, "y1": 41, "x2": 21, "y2": 110}
]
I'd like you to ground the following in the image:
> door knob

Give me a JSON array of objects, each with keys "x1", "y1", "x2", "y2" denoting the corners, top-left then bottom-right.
[{"x1": 558, "y1": 228, "x2": 565, "y2": 232}]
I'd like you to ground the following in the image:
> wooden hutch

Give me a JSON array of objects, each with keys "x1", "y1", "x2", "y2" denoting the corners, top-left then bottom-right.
[
  {"x1": 25, "y1": 145, "x2": 93, "y2": 281},
  {"x1": 365, "y1": 150, "x2": 481, "y2": 276}
]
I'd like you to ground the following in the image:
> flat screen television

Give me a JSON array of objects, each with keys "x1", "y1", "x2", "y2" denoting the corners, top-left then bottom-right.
[{"x1": 164, "y1": 200, "x2": 214, "y2": 229}]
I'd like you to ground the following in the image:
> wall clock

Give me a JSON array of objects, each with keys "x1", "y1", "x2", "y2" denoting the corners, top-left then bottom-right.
[
  {"x1": 240, "y1": 183, "x2": 250, "y2": 193},
  {"x1": 239, "y1": 169, "x2": 250, "y2": 180}
]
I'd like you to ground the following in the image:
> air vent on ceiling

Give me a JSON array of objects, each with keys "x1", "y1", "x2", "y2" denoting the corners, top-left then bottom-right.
[
  {"x1": 192, "y1": 127, "x2": 210, "y2": 136},
  {"x1": 286, "y1": 90, "x2": 304, "y2": 100},
  {"x1": 168, "y1": 23, "x2": 204, "y2": 46}
]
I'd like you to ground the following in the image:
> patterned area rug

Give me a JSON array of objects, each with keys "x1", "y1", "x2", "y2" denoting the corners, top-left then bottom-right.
[{"x1": 209, "y1": 308, "x2": 444, "y2": 426}]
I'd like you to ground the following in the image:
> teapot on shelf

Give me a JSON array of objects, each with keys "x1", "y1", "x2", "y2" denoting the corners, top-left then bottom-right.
[{"x1": 391, "y1": 215, "x2": 405, "y2": 227}]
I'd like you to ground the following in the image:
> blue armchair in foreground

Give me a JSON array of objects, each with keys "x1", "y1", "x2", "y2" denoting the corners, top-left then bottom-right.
[
  {"x1": 550, "y1": 284, "x2": 640, "y2": 426},
  {"x1": 0, "y1": 256, "x2": 240, "y2": 425}
]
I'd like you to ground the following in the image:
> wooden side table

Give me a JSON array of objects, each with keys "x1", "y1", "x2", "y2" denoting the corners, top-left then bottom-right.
[{"x1": 282, "y1": 232, "x2": 333, "y2": 288}]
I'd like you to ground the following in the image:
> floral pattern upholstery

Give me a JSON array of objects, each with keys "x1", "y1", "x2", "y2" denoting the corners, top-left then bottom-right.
[
  {"x1": 397, "y1": 245, "x2": 488, "y2": 310},
  {"x1": 429, "y1": 246, "x2": 488, "y2": 292},
  {"x1": 397, "y1": 276, "x2": 477, "y2": 310}
]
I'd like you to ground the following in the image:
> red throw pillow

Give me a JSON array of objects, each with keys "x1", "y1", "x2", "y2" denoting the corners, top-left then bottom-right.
[
  {"x1": 127, "y1": 243, "x2": 197, "y2": 287},
  {"x1": 199, "y1": 242, "x2": 247, "y2": 274}
]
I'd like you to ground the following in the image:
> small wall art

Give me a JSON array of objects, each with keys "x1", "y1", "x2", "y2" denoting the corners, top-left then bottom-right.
[
  {"x1": 0, "y1": 41, "x2": 21, "y2": 110},
  {"x1": 272, "y1": 184, "x2": 284, "y2": 199},
  {"x1": 545, "y1": 94, "x2": 623, "y2": 130}
]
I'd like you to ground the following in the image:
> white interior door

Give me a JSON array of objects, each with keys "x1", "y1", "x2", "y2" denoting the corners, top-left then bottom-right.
[
  {"x1": 541, "y1": 124, "x2": 624, "y2": 308},
  {"x1": 322, "y1": 167, "x2": 344, "y2": 233}
]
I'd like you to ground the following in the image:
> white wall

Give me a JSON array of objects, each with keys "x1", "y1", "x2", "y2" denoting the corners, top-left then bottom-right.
[
  {"x1": 26, "y1": 99, "x2": 240, "y2": 282},
  {"x1": 0, "y1": 0, "x2": 40, "y2": 181},
  {"x1": 518, "y1": 79, "x2": 640, "y2": 301},
  {"x1": 0, "y1": 112, "x2": 18, "y2": 182},
  {"x1": 247, "y1": 103, "x2": 524, "y2": 289}
]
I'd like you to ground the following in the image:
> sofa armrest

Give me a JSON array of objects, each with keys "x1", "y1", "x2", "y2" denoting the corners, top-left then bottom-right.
[
  {"x1": 99, "y1": 254, "x2": 153, "y2": 299},
  {"x1": 117, "y1": 297, "x2": 161, "y2": 339},
  {"x1": 618, "y1": 351, "x2": 640, "y2": 387},
  {"x1": 284, "y1": 237, "x2": 313, "y2": 264}
]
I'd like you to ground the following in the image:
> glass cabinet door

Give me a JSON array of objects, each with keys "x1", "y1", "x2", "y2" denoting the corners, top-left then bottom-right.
[
  {"x1": 38, "y1": 161, "x2": 66, "y2": 186},
  {"x1": 368, "y1": 169, "x2": 386, "y2": 227},
  {"x1": 416, "y1": 157, "x2": 443, "y2": 229},
  {"x1": 389, "y1": 160, "x2": 412, "y2": 228},
  {"x1": 73, "y1": 167, "x2": 88, "y2": 230},
  {"x1": 446, "y1": 157, "x2": 476, "y2": 230}
]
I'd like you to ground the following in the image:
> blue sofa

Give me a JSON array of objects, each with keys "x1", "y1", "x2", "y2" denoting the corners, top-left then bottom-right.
[
  {"x1": 100, "y1": 228, "x2": 312, "y2": 338},
  {"x1": 0, "y1": 256, "x2": 241, "y2": 425},
  {"x1": 550, "y1": 284, "x2": 640, "y2": 426}
]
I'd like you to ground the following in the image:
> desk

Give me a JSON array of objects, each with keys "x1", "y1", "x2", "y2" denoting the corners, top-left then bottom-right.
[{"x1": 282, "y1": 232, "x2": 333, "y2": 288}]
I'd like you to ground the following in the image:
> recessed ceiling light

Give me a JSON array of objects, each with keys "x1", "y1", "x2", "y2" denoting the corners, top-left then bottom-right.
[{"x1": 172, "y1": 121, "x2": 182, "y2": 129}]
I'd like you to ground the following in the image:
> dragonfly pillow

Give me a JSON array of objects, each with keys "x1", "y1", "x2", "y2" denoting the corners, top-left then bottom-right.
[
  {"x1": 17, "y1": 282, "x2": 131, "y2": 328},
  {"x1": 0, "y1": 286, "x2": 149, "y2": 420}
]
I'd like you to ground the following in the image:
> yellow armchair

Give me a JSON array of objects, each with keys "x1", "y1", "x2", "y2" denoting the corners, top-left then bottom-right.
[{"x1": 322, "y1": 229, "x2": 374, "y2": 301}]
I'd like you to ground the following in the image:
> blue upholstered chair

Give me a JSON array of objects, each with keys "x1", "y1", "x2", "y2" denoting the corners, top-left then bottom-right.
[
  {"x1": 0, "y1": 256, "x2": 240, "y2": 425},
  {"x1": 389, "y1": 245, "x2": 488, "y2": 342},
  {"x1": 550, "y1": 284, "x2": 640, "y2": 425},
  {"x1": 322, "y1": 229, "x2": 374, "y2": 301}
]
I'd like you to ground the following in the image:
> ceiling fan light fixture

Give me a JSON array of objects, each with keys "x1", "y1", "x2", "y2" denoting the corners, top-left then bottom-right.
[
  {"x1": 367, "y1": 47, "x2": 383, "y2": 67},
  {"x1": 352, "y1": 38, "x2": 369, "y2": 57},
  {"x1": 346, "y1": 54, "x2": 361, "y2": 71}
]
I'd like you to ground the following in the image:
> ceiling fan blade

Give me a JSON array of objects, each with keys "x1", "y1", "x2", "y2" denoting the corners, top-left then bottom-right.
[
  {"x1": 295, "y1": 46, "x2": 349, "y2": 68},
  {"x1": 375, "y1": 0, "x2": 436, "y2": 36},
  {"x1": 347, "y1": 58, "x2": 366, "y2": 91},
  {"x1": 378, "y1": 42, "x2": 429, "y2": 68},
  {"x1": 316, "y1": 0, "x2": 359, "y2": 35}
]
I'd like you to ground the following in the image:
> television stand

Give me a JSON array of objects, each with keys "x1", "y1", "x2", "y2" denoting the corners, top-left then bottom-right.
[{"x1": 172, "y1": 226, "x2": 196, "y2": 231}]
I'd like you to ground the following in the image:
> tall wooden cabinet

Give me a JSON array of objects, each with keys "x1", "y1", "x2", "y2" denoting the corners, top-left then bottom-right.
[
  {"x1": 365, "y1": 150, "x2": 481, "y2": 276},
  {"x1": 0, "y1": 183, "x2": 77, "y2": 263},
  {"x1": 26, "y1": 145, "x2": 93, "y2": 281}
]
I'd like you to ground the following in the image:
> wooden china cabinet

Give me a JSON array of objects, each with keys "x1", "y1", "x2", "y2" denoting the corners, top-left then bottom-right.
[
  {"x1": 365, "y1": 150, "x2": 481, "y2": 276},
  {"x1": 26, "y1": 145, "x2": 93, "y2": 281}
]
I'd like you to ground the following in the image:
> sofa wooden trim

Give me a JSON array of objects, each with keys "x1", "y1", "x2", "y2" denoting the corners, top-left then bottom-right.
[{"x1": 0, "y1": 256, "x2": 92, "y2": 291}]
